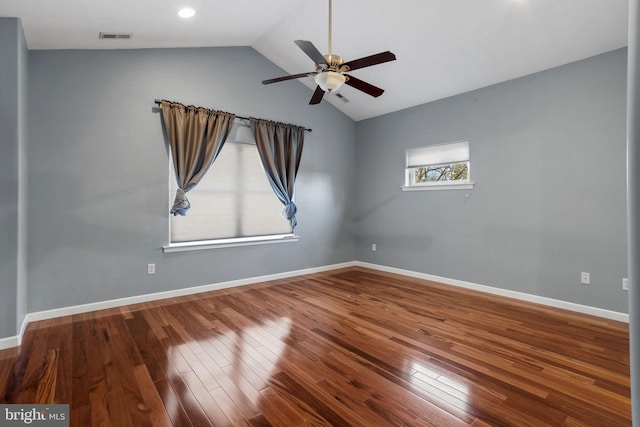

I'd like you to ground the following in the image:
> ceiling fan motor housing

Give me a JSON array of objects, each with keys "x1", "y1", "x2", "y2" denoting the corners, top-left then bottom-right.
[{"x1": 324, "y1": 54, "x2": 343, "y2": 69}]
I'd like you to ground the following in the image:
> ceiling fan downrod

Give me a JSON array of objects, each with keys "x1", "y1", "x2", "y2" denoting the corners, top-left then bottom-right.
[
  {"x1": 324, "y1": 0, "x2": 343, "y2": 69},
  {"x1": 328, "y1": 0, "x2": 333, "y2": 57}
]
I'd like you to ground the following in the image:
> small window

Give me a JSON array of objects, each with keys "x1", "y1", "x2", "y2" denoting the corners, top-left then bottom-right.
[{"x1": 403, "y1": 140, "x2": 473, "y2": 191}]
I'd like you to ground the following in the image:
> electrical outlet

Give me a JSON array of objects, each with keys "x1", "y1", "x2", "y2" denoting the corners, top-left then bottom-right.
[
  {"x1": 581, "y1": 272, "x2": 590, "y2": 285},
  {"x1": 371, "y1": 243, "x2": 377, "y2": 251},
  {"x1": 147, "y1": 263, "x2": 155, "y2": 275},
  {"x1": 623, "y1": 277, "x2": 629, "y2": 291}
]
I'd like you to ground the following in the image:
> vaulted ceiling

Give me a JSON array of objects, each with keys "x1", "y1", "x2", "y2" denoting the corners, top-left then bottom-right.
[{"x1": 2, "y1": 0, "x2": 629, "y2": 120}]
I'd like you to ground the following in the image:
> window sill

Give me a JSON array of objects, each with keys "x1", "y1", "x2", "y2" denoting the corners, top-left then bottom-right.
[
  {"x1": 401, "y1": 182, "x2": 474, "y2": 192},
  {"x1": 163, "y1": 234, "x2": 299, "y2": 253}
]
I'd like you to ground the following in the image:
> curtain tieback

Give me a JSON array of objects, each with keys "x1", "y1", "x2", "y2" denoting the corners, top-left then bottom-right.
[
  {"x1": 281, "y1": 202, "x2": 297, "y2": 220},
  {"x1": 281, "y1": 202, "x2": 298, "y2": 230},
  {"x1": 171, "y1": 188, "x2": 191, "y2": 216}
]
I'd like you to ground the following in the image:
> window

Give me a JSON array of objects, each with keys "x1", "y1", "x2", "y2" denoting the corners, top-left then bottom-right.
[
  {"x1": 403, "y1": 140, "x2": 473, "y2": 191},
  {"x1": 166, "y1": 124, "x2": 295, "y2": 250}
]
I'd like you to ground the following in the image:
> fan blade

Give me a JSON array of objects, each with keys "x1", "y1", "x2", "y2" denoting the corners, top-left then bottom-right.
[
  {"x1": 344, "y1": 75, "x2": 385, "y2": 98},
  {"x1": 262, "y1": 72, "x2": 314, "y2": 85},
  {"x1": 342, "y1": 51, "x2": 396, "y2": 72},
  {"x1": 294, "y1": 40, "x2": 328, "y2": 65},
  {"x1": 309, "y1": 86, "x2": 325, "y2": 105}
]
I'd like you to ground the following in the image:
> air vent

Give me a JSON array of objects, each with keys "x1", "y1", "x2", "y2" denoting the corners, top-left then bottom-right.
[{"x1": 98, "y1": 32, "x2": 133, "y2": 40}]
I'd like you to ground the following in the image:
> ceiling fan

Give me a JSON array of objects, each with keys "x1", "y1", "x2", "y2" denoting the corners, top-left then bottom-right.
[{"x1": 261, "y1": 0, "x2": 396, "y2": 105}]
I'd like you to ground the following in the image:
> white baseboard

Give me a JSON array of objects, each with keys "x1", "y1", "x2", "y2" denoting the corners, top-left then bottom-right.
[
  {"x1": 0, "y1": 259, "x2": 627, "y2": 351},
  {"x1": 0, "y1": 317, "x2": 29, "y2": 351},
  {"x1": 355, "y1": 261, "x2": 629, "y2": 323},
  {"x1": 0, "y1": 335, "x2": 19, "y2": 351}
]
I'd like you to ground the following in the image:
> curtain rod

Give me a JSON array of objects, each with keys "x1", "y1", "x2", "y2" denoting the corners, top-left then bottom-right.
[{"x1": 154, "y1": 99, "x2": 312, "y2": 132}]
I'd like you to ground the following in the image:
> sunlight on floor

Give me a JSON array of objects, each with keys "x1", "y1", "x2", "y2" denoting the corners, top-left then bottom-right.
[
  {"x1": 164, "y1": 317, "x2": 292, "y2": 422},
  {"x1": 411, "y1": 361, "x2": 470, "y2": 403}
]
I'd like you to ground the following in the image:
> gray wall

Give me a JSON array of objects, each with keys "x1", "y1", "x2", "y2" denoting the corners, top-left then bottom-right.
[
  {"x1": 0, "y1": 18, "x2": 28, "y2": 338},
  {"x1": 354, "y1": 48, "x2": 628, "y2": 313},
  {"x1": 27, "y1": 47, "x2": 356, "y2": 313}
]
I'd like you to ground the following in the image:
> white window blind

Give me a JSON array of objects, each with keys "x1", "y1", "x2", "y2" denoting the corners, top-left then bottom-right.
[{"x1": 406, "y1": 140, "x2": 469, "y2": 167}]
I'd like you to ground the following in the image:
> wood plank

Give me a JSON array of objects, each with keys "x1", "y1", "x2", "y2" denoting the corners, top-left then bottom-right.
[
  {"x1": 157, "y1": 375, "x2": 210, "y2": 427},
  {"x1": 132, "y1": 364, "x2": 173, "y2": 427}
]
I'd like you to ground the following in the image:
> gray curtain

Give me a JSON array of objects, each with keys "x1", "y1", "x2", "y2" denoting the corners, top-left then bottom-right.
[
  {"x1": 160, "y1": 100, "x2": 235, "y2": 215},
  {"x1": 250, "y1": 118, "x2": 305, "y2": 230}
]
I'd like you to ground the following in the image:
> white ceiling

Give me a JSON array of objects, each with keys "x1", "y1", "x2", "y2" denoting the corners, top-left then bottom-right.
[{"x1": 1, "y1": 0, "x2": 629, "y2": 121}]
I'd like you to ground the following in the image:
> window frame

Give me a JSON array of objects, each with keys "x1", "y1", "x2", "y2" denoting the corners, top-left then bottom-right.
[
  {"x1": 163, "y1": 124, "x2": 298, "y2": 253},
  {"x1": 402, "y1": 140, "x2": 474, "y2": 191}
]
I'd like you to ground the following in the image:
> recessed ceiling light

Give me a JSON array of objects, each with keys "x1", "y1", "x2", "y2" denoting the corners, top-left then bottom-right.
[{"x1": 178, "y1": 8, "x2": 195, "y2": 18}]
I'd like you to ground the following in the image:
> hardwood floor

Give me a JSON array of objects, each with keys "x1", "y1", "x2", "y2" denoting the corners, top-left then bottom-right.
[{"x1": 0, "y1": 267, "x2": 631, "y2": 426}]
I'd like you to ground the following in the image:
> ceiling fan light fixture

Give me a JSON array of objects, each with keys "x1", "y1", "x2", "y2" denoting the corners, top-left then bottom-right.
[{"x1": 315, "y1": 71, "x2": 346, "y2": 93}]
